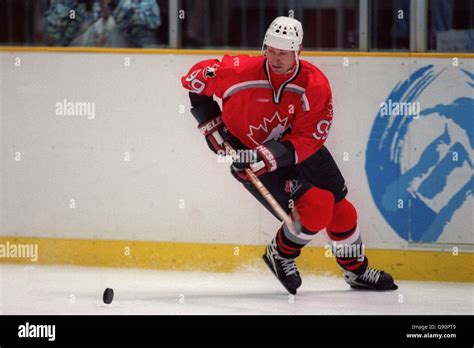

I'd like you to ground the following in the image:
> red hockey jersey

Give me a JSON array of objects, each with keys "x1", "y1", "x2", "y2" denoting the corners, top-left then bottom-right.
[{"x1": 181, "y1": 55, "x2": 333, "y2": 164}]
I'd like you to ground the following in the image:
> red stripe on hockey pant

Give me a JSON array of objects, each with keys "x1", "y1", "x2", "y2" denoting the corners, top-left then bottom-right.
[
  {"x1": 295, "y1": 187, "x2": 334, "y2": 233},
  {"x1": 326, "y1": 198, "x2": 357, "y2": 235}
]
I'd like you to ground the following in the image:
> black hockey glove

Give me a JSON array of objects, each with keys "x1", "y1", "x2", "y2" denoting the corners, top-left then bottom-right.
[
  {"x1": 231, "y1": 140, "x2": 295, "y2": 182},
  {"x1": 189, "y1": 92, "x2": 227, "y2": 154}
]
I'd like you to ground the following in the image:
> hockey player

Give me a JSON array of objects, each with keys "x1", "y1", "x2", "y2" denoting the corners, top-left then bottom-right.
[{"x1": 181, "y1": 16, "x2": 398, "y2": 294}]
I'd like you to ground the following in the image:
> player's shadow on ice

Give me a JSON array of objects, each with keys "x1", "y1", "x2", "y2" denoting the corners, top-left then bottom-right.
[{"x1": 132, "y1": 288, "x2": 353, "y2": 302}]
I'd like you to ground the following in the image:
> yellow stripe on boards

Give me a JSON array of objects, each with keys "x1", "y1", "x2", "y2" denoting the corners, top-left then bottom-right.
[
  {"x1": 0, "y1": 46, "x2": 473, "y2": 58},
  {"x1": 0, "y1": 236, "x2": 471, "y2": 283}
]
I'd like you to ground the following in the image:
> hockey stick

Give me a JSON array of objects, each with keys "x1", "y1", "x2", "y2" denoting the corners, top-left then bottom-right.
[{"x1": 223, "y1": 141, "x2": 302, "y2": 235}]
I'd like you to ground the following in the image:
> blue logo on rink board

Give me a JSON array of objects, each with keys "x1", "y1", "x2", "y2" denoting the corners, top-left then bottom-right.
[{"x1": 366, "y1": 65, "x2": 473, "y2": 242}]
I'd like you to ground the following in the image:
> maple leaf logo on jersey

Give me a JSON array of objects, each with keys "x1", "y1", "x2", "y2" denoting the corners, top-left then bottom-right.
[{"x1": 247, "y1": 111, "x2": 290, "y2": 146}]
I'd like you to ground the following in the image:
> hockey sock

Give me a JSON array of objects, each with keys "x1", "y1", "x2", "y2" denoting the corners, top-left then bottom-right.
[{"x1": 327, "y1": 199, "x2": 367, "y2": 275}]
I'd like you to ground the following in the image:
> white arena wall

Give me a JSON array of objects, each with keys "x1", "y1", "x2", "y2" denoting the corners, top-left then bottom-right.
[{"x1": 0, "y1": 49, "x2": 472, "y2": 281}]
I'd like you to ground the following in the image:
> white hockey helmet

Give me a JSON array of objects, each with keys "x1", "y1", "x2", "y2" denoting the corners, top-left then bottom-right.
[{"x1": 263, "y1": 16, "x2": 303, "y2": 51}]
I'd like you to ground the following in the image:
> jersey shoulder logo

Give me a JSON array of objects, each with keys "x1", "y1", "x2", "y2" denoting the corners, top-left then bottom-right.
[{"x1": 204, "y1": 64, "x2": 219, "y2": 79}]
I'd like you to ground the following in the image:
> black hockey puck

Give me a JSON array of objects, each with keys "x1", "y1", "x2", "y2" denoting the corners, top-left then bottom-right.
[{"x1": 103, "y1": 288, "x2": 114, "y2": 304}]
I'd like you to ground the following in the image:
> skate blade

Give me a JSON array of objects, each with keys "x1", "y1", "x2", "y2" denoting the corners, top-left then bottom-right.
[{"x1": 350, "y1": 283, "x2": 399, "y2": 291}]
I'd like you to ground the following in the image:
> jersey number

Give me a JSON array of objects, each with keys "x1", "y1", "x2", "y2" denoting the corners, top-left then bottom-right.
[
  {"x1": 185, "y1": 70, "x2": 206, "y2": 94},
  {"x1": 313, "y1": 119, "x2": 332, "y2": 140}
]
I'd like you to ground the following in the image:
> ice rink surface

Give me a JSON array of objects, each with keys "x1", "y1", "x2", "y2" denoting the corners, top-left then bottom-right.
[{"x1": 0, "y1": 264, "x2": 472, "y2": 315}]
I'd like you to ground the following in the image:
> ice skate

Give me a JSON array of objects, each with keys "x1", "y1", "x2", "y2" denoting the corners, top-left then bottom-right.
[
  {"x1": 263, "y1": 238, "x2": 302, "y2": 295},
  {"x1": 342, "y1": 266, "x2": 398, "y2": 290}
]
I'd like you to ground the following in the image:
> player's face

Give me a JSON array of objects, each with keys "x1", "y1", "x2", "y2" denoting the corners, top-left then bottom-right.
[{"x1": 266, "y1": 46, "x2": 297, "y2": 74}]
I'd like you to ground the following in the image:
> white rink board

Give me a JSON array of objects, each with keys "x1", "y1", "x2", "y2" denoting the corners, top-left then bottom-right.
[{"x1": 1, "y1": 52, "x2": 473, "y2": 250}]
